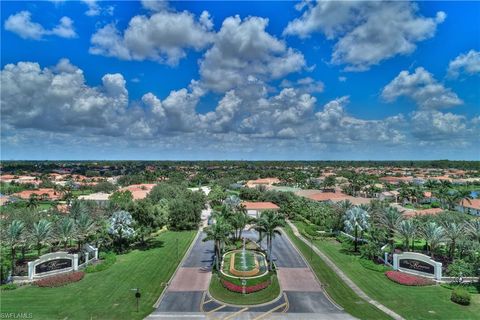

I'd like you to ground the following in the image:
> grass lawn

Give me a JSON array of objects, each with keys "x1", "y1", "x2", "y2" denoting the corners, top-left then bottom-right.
[
  {"x1": 209, "y1": 274, "x2": 280, "y2": 305},
  {"x1": 0, "y1": 230, "x2": 196, "y2": 320},
  {"x1": 283, "y1": 226, "x2": 391, "y2": 320},
  {"x1": 298, "y1": 226, "x2": 480, "y2": 319}
]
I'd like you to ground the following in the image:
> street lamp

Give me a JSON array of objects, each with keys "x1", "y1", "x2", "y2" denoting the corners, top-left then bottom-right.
[{"x1": 131, "y1": 288, "x2": 141, "y2": 312}]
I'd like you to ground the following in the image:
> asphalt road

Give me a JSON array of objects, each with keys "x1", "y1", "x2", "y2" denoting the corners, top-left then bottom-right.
[{"x1": 181, "y1": 232, "x2": 214, "y2": 269}]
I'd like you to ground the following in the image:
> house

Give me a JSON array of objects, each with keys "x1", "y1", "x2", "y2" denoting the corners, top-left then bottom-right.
[
  {"x1": 242, "y1": 201, "x2": 279, "y2": 218},
  {"x1": 78, "y1": 192, "x2": 111, "y2": 204},
  {"x1": 119, "y1": 183, "x2": 156, "y2": 200},
  {"x1": 455, "y1": 199, "x2": 480, "y2": 216},
  {"x1": 12, "y1": 188, "x2": 61, "y2": 201},
  {"x1": 305, "y1": 192, "x2": 372, "y2": 206},
  {"x1": 403, "y1": 208, "x2": 444, "y2": 218},
  {"x1": 245, "y1": 178, "x2": 280, "y2": 189},
  {"x1": 379, "y1": 190, "x2": 400, "y2": 202}
]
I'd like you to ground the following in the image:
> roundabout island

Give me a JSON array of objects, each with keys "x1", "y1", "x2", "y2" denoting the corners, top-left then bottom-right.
[{"x1": 208, "y1": 239, "x2": 281, "y2": 305}]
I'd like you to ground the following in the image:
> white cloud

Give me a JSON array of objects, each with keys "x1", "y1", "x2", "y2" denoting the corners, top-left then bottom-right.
[
  {"x1": 199, "y1": 15, "x2": 305, "y2": 92},
  {"x1": 447, "y1": 50, "x2": 480, "y2": 78},
  {"x1": 141, "y1": 0, "x2": 169, "y2": 12},
  {"x1": 90, "y1": 10, "x2": 214, "y2": 65},
  {"x1": 82, "y1": 0, "x2": 100, "y2": 16},
  {"x1": 4, "y1": 11, "x2": 77, "y2": 40},
  {"x1": 382, "y1": 67, "x2": 462, "y2": 109},
  {"x1": 284, "y1": 1, "x2": 445, "y2": 71},
  {"x1": 410, "y1": 110, "x2": 467, "y2": 141}
]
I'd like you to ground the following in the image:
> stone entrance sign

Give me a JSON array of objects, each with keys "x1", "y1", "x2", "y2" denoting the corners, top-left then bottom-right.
[
  {"x1": 393, "y1": 252, "x2": 442, "y2": 280},
  {"x1": 28, "y1": 252, "x2": 78, "y2": 280}
]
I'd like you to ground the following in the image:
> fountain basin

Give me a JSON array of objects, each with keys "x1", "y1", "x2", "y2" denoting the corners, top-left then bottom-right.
[{"x1": 220, "y1": 250, "x2": 268, "y2": 280}]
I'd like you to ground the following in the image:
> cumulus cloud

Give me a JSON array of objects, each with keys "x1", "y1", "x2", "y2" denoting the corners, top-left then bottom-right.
[
  {"x1": 90, "y1": 10, "x2": 214, "y2": 65},
  {"x1": 141, "y1": 0, "x2": 169, "y2": 12},
  {"x1": 2, "y1": 59, "x2": 477, "y2": 159},
  {"x1": 199, "y1": 15, "x2": 305, "y2": 92},
  {"x1": 4, "y1": 11, "x2": 76, "y2": 40},
  {"x1": 447, "y1": 50, "x2": 480, "y2": 78},
  {"x1": 284, "y1": 1, "x2": 445, "y2": 71},
  {"x1": 382, "y1": 67, "x2": 462, "y2": 109}
]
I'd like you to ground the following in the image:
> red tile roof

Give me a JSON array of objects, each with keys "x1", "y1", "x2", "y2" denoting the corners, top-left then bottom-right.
[
  {"x1": 461, "y1": 199, "x2": 480, "y2": 210},
  {"x1": 119, "y1": 183, "x2": 156, "y2": 200},
  {"x1": 403, "y1": 208, "x2": 444, "y2": 218},
  {"x1": 12, "y1": 188, "x2": 61, "y2": 200},
  {"x1": 242, "y1": 201, "x2": 279, "y2": 210}
]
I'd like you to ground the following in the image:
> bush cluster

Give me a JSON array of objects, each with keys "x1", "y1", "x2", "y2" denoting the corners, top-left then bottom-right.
[
  {"x1": 0, "y1": 283, "x2": 17, "y2": 290},
  {"x1": 385, "y1": 271, "x2": 434, "y2": 286},
  {"x1": 84, "y1": 252, "x2": 116, "y2": 273},
  {"x1": 35, "y1": 271, "x2": 84, "y2": 287},
  {"x1": 451, "y1": 288, "x2": 471, "y2": 305}
]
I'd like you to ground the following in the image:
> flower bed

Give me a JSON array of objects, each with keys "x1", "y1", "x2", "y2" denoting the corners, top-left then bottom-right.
[
  {"x1": 221, "y1": 278, "x2": 270, "y2": 293},
  {"x1": 35, "y1": 271, "x2": 85, "y2": 287},
  {"x1": 385, "y1": 271, "x2": 434, "y2": 286}
]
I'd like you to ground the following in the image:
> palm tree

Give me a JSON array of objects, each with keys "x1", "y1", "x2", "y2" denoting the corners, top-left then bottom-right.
[
  {"x1": 57, "y1": 217, "x2": 76, "y2": 249},
  {"x1": 344, "y1": 207, "x2": 369, "y2": 252},
  {"x1": 378, "y1": 207, "x2": 403, "y2": 253},
  {"x1": 442, "y1": 222, "x2": 464, "y2": 259},
  {"x1": 4, "y1": 220, "x2": 25, "y2": 275},
  {"x1": 203, "y1": 217, "x2": 232, "y2": 271},
  {"x1": 224, "y1": 195, "x2": 241, "y2": 209},
  {"x1": 31, "y1": 219, "x2": 53, "y2": 257},
  {"x1": 229, "y1": 208, "x2": 249, "y2": 240},
  {"x1": 70, "y1": 200, "x2": 88, "y2": 220},
  {"x1": 457, "y1": 190, "x2": 474, "y2": 212},
  {"x1": 466, "y1": 219, "x2": 480, "y2": 243},
  {"x1": 76, "y1": 213, "x2": 96, "y2": 250},
  {"x1": 422, "y1": 222, "x2": 444, "y2": 258},
  {"x1": 26, "y1": 194, "x2": 39, "y2": 210},
  {"x1": 256, "y1": 210, "x2": 285, "y2": 270},
  {"x1": 397, "y1": 219, "x2": 415, "y2": 251}
]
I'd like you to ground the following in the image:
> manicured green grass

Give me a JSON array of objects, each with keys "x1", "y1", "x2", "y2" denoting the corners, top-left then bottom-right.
[
  {"x1": 0, "y1": 230, "x2": 196, "y2": 320},
  {"x1": 209, "y1": 274, "x2": 280, "y2": 305},
  {"x1": 233, "y1": 251, "x2": 256, "y2": 271},
  {"x1": 283, "y1": 226, "x2": 391, "y2": 320},
  {"x1": 305, "y1": 229, "x2": 480, "y2": 319}
]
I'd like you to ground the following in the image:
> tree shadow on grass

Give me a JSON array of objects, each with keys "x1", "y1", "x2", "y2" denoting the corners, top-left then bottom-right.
[{"x1": 131, "y1": 238, "x2": 165, "y2": 251}]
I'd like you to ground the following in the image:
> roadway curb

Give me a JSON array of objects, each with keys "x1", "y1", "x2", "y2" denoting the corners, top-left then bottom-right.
[
  {"x1": 152, "y1": 229, "x2": 202, "y2": 309},
  {"x1": 279, "y1": 227, "x2": 344, "y2": 311}
]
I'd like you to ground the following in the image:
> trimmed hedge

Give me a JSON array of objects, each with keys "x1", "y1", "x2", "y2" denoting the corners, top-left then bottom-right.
[
  {"x1": 451, "y1": 288, "x2": 471, "y2": 306},
  {"x1": 221, "y1": 278, "x2": 271, "y2": 293},
  {"x1": 35, "y1": 271, "x2": 84, "y2": 287},
  {"x1": 84, "y1": 252, "x2": 116, "y2": 273},
  {"x1": 359, "y1": 258, "x2": 390, "y2": 272},
  {"x1": 0, "y1": 283, "x2": 17, "y2": 291}
]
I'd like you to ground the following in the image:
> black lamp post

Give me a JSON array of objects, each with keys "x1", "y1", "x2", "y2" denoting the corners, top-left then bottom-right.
[{"x1": 131, "y1": 288, "x2": 141, "y2": 312}]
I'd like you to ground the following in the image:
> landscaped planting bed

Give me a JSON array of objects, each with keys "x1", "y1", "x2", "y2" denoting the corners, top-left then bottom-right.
[
  {"x1": 221, "y1": 277, "x2": 271, "y2": 293},
  {"x1": 384, "y1": 271, "x2": 435, "y2": 286},
  {"x1": 35, "y1": 272, "x2": 85, "y2": 287}
]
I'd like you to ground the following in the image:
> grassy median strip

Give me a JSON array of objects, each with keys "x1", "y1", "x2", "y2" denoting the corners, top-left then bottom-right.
[
  {"x1": 283, "y1": 225, "x2": 392, "y2": 320},
  {"x1": 209, "y1": 274, "x2": 280, "y2": 305},
  {"x1": 0, "y1": 230, "x2": 196, "y2": 320},
  {"x1": 308, "y1": 230, "x2": 480, "y2": 320}
]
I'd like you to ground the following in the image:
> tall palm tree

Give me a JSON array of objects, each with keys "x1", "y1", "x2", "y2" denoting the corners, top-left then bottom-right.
[
  {"x1": 344, "y1": 207, "x2": 369, "y2": 252},
  {"x1": 378, "y1": 207, "x2": 403, "y2": 253},
  {"x1": 31, "y1": 219, "x2": 53, "y2": 257},
  {"x1": 457, "y1": 190, "x2": 474, "y2": 212},
  {"x1": 442, "y1": 222, "x2": 464, "y2": 259},
  {"x1": 4, "y1": 220, "x2": 25, "y2": 275},
  {"x1": 76, "y1": 213, "x2": 96, "y2": 250},
  {"x1": 57, "y1": 217, "x2": 76, "y2": 249},
  {"x1": 422, "y1": 222, "x2": 445, "y2": 258},
  {"x1": 466, "y1": 219, "x2": 480, "y2": 243},
  {"x1": 256, "y1": 210, "x2": 285, "y2": 270},
  {"x1": 26, "y1": 194, "x2": 39, "y2": 210},
  {"x1": 229, "y1": 208, "x2": 249, "y2": 240},
  {"x1": 224, "y1": 195, "x2": 241, "y2": 209},
  {"x1": 203, "y1": 217, "x2": 232, "y2": 271},
  {"x1": 70, "y1": 200, "x2": 88, "y2": 220},
  {"x1": 397, "y1": 219, "x2": 416, "y2": 251}
]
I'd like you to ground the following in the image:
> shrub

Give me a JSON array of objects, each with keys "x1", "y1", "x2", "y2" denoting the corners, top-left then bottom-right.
[
  {"x1": 221, "y1": 278, "x2": 270, "y2": 293},
  {"x1": 451, "y1": 288, "x2": 471, "y2": 305},
  {"x1": 0, "y1": 283, "x2": 17, "y2": 290},
  {"x1": 385, "y1": 271, "x2": 435, "y2": 286},
  {"x1": 359, "y1": 258, "x2": 390, "y2": 272},
  {"x1": 85, "y1": 252, "x2": 116, "y2": 273},
  {"x1": 35, "y1": 271, "x2": 84, "y2": 287}
]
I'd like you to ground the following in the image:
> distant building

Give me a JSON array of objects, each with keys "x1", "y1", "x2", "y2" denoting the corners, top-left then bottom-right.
[
  {"x1": 455, "y1": 199, "x2": 480, "y2": 216},
  {"x1": 12, "y1": 188, "x2": 61, "y2": 201},
  {"x1": 119, "y1": 183, "x2": 156, "y2": 200},
  {"x1": 242, "y1": 201, "x2": 279, "y2": 219},
  {"x1": 245, "y1": 178, "x2": 280, "y2": 189},
  {"x1": 78, "y1": 192, "x2": 111, "y2": 204}
]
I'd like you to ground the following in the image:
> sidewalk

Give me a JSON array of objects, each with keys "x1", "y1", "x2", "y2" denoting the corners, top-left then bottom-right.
[{"x1": 286, "y1": 220, "x2": 405, "y2": 320}]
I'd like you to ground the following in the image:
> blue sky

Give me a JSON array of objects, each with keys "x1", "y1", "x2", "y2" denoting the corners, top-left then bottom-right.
[{"x1": 1, "y1": 0, "x2": 479, "y2": 160}]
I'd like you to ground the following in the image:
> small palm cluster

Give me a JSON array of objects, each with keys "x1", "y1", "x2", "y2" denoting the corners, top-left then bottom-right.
[
  {"x1": 2, "y1": 201, "x2": 98, "y2": 276},
  {"x1": 204, "y1": 195, "x2": 285, "y2": 272},
  {"x1": 341, "y1": 201, "x2": 480, "y2": 265}
]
